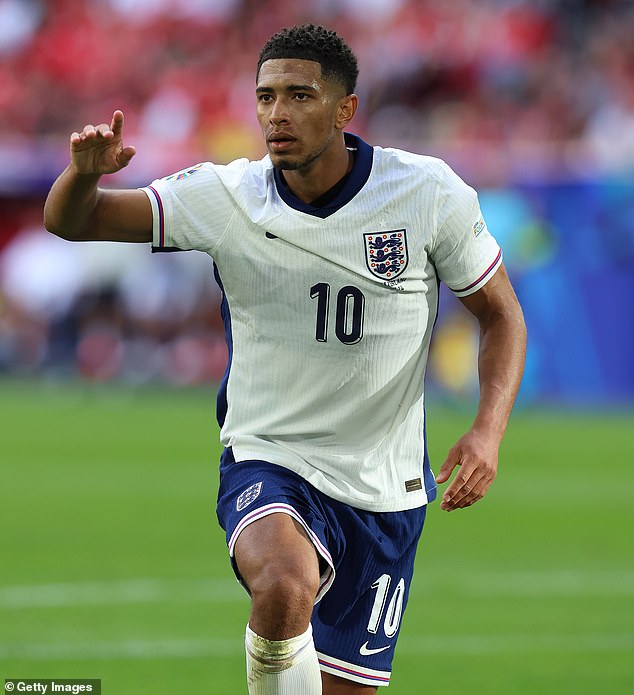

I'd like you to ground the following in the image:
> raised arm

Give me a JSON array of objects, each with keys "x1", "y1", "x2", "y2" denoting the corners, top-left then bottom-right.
[
  {"x1": 435, "y1": 263, "x2": 527, "y2": 511},
  {"x1": 44, "y1": 110, "x2": 152, "y2": 242}
]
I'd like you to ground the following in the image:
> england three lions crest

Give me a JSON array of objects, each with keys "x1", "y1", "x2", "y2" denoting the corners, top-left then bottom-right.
[
  {"x1": 236, "y1": 482, "x2": 262, "y2": 512},
  {"x1": 364, "y1": 230, "x2": 408, "y2": 280}
]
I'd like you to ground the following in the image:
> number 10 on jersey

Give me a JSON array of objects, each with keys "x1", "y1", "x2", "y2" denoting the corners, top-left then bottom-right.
[{"x1": 310, "y1": 283, "x2": 365, "y2": 345}]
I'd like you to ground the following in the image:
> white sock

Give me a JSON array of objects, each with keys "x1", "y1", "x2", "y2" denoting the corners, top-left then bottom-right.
[{"x1": 245, "y1": 623, "x2": 321, "y2": 694}]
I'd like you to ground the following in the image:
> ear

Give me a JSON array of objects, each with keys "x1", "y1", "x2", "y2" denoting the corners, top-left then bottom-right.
[{"x1": 335, "y1": 94, "x2": 358, "y2": 130}]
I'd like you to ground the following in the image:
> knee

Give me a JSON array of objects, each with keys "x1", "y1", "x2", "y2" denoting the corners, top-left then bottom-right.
[
  {"x1": 244, "y1": 558, "x2": 320, "y2": 640},
  {"x1": 249, "y1": 559, "x2": 319, "y2": 615},
  {"x1": 233, "y1": 513, "x2": 321, "y2": 638}
]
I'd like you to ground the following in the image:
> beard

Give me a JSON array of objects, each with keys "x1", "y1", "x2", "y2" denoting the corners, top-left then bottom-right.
[
  {"x1": 270, "y1": 132, "x2": 335, "y2": 172},
  {"x1": 272, "y1": 149, "x2": 322, "y2": 172}
]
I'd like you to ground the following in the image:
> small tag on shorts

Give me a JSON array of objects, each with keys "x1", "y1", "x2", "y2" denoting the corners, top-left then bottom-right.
[
  {"x1": 405, "y1": 478, "x2": 422, "y2": 493},
  {"x1": 236, "y1": 482, "x2": 263, "y2": 511}
]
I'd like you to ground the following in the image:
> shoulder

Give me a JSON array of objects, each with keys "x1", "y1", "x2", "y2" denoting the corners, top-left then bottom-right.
[
  {"x1": 145, "y1": 158, "x2": 275, "y2": 225},
  {"x1": 372, "y1": 145, "x2": 454, "y2": 183},
  {"x1": 368, "y1": 144, "x2": 473, "y2": 211},
  {"x1": 213, "y1": 155, "x2": 270, "y2": 177},
  {"x1": 188, "y1": 157, "x2": 275, "y2": 210},
  {"x1": 153, "y1": 156, "x2": 272, "y2": 191}
]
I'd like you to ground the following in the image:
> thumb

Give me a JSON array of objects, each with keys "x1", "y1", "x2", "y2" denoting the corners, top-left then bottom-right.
[
  {"x1": 435, "y1": 453, "x2": 458, "y2": 484},
  {"x1": 117, "y1": 145, "x2": 137, "y2": 168}
]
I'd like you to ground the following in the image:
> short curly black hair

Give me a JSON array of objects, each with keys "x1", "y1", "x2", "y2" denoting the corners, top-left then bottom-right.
[{"x1": 257, "y1": 24, "x2": 359, "y2": 95}]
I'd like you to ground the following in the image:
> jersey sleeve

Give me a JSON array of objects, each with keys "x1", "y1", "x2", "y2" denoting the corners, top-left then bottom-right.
[
  {"x1": 140, "y1": 162, "x2": 236, "y2": 254},
  {"x1": 430, "y1": 162, "x2": 502, "y2": 297}
]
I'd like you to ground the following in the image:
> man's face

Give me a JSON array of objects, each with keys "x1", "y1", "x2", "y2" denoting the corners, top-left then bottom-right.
[{"x1": 256, "y1": 58, "x2": 347, "y2": 171}]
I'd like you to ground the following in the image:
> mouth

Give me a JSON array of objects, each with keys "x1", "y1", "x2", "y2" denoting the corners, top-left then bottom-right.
[{"x1": 267, "y1": 134, "x2": 297, "y2": 153}]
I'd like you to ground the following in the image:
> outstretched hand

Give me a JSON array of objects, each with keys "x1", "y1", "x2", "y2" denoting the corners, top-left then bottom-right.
[
  {"x1": 435, "y1": 429, "x2": 499, "y2": 511},
  {"x1": 70, "y1": 110, "x2": 136, "y2": 175}
]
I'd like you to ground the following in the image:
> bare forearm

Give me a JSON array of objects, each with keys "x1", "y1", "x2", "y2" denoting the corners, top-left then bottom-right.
[
  {"x1": 437, "y1": 265, "x2": 526, "y2": 511},
  {"x1": 44, "y1": 165, "x2": 152, "y2": 243},
  {"x1": 44, "y1": 164, "x2": 102, "y2": 239},
  {"x1": 472, "y1": 301, "x2": 526, "y2": 442},
  {"x1": 44, "y1": 111, "x2": 151, "y2": 243}
]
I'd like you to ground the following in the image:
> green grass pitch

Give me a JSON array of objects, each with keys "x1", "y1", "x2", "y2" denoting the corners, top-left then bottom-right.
[{"x1": 1, "y1": 381, "x2": 633, "y2": 693}]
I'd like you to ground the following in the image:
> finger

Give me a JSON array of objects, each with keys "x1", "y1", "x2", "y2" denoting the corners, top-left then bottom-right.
[
  {"x1": 454, "y1": 476, "x2": 491, "y2": 509},
  {"x1": 443, "y1": 471, "x2": 489, "y2": 511},
  {"x1": 117, "y1": 145, "x2": 137, "y2": 167},
  {"x1": 440, "y1": 465, "x2": 485, "y2": 511},
  {"x1": 78, "y1": 125, "x2": 98, "y2": 142},
  {"x1": 111, "y1": 110, "x2": 124, "y2": 136},
  {"x1": 95, "y1": 122, "x2": 114, "y2": 138}
]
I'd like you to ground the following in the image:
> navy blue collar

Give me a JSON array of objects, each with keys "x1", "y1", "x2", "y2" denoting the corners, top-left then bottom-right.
[{"x1": 273, "y1": 133, "x2": 373, "y2": 219}]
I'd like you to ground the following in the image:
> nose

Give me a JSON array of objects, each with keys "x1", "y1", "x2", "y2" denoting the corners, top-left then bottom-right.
[{"x1": 269, "y1": 98, "x2": 290, "y2": 124}]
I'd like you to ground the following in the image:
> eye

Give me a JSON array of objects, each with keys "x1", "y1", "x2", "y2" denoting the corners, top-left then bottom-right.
[
  {"x1": 293, "y1": 93, "x2": 309, "y2": 101},
  {"x1": 258, "y1": 94, "x2": 273, "y2": 103}
]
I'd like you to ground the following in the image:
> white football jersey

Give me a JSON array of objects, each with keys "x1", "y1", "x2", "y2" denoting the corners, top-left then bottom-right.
[{"x1": 142, "y1": 134, "x2": 501, "y2": 512}]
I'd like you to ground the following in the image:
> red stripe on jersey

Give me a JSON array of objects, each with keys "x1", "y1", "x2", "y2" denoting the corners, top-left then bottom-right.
[
  {"x1": 454, "y1": 248, "x2": 502, "y2": 293},
  {"x1": 147, "y1": 185, "x2": 165, "y2": 247}
]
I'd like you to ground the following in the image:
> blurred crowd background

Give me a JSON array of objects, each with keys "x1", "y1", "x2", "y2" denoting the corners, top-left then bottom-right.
[{"x1": 0, "y1": 0, "x2": 633, "y2": 402}]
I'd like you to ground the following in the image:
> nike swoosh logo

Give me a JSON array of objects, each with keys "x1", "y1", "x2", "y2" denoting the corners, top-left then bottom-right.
[
  {"x1": 359, "y1": 641, "x2": 391, "y2": 656},
  {"x1": 265, "y1": 232, "x2": 278, "y2": 239}
]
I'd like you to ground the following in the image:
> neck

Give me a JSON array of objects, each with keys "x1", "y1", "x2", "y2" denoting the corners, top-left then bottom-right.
[{"x1": 281, "y1": 145, "x2": 353, "y2": 204}]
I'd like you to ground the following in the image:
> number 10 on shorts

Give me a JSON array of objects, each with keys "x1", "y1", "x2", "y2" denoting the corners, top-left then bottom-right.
[{"x1": 367, "y1": 574, "x2": 405, "y2": 638}]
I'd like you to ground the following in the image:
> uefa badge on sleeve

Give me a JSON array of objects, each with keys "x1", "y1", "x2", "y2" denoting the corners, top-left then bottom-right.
[
  {"x1": 236, "y1": 482, "x2": 263, "y2": 512},
  {"x1": 364, "y1": 230, "x2": 408, "y2": 280}
]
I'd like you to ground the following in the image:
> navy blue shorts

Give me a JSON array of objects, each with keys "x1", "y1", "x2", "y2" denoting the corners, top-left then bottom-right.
[{"x1": 216, "y1": 452, "x2": 427, "y2": 688}]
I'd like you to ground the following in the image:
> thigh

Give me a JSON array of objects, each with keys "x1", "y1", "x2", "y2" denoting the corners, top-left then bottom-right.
[
  {"x1": 216, "y1": 455, "x2": 336, "y2": 601},
  {"x1": 233, "y1": 511, "x2": 320, "y2": 593},
  {"x1": 235, "y1": 511, "x2": 322, "y2": 638},
  {"x1": 313, "y1": 502, "x2": 427, "y2": 689}
]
